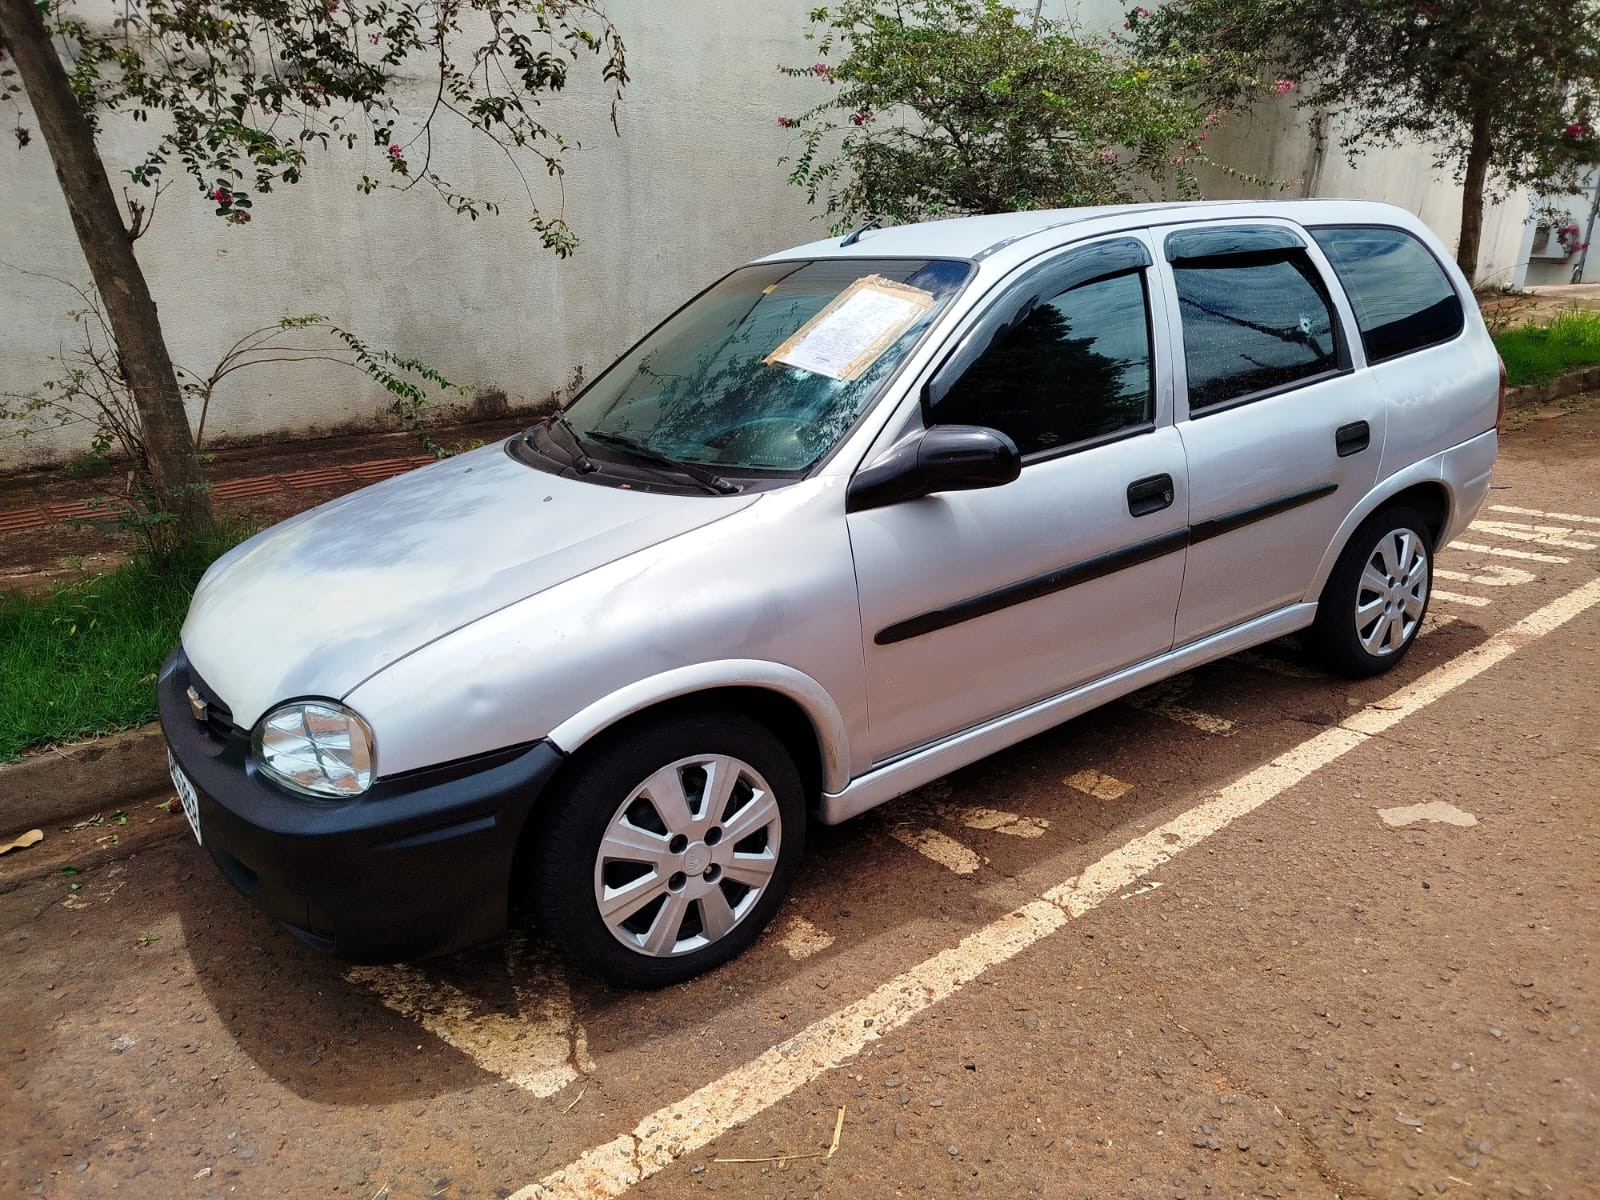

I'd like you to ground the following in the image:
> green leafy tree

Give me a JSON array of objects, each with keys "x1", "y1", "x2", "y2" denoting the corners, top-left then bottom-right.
[
  {"x1": 0, "y1": 0, "x2": 625, "y2": 544},
  {"x1": 1127, "y1": 0, "x2": 1600, "y2": 279},
  {"x1": 779, "y1": 0, "x2": 1214, "y2": 230}
]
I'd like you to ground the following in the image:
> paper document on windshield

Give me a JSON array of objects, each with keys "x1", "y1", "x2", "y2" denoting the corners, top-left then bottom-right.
[{"x1": 764, "y1": 275, "x2": 936, "y2": 381}]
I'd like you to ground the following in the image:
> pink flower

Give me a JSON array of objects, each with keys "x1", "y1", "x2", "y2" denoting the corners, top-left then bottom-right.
[
  {"x1": 1272, "y1": 79, "x2": 1295, "y2": 97},
  {"x1": 387, "y1": 142, "x2": 403, "y2": 159},
  {"x1": 1100, "y1": 150, "x2": 1119, "y2": 164},
  {"x1": 1564, "y1": 122, "x2": 1594, "y2": 138},
  {"x1": 777, "y1": 116, "x2": 795, "y2": 128},
  {"x1": 1197, "y1": 131, "x2": 1208, "y2": 141},
  {"x1": 212, "y1": 186, "x2": 233, "y2": 205},
  {"x1": 1171, "y1": 154, "x2": 1186, "y2": 164},
  {"x1": 369, "y1": 33, "x2": 380, "y2": 45},
  {"x1": 850, "y1": 109, "x2": 872, "y2": 126}
]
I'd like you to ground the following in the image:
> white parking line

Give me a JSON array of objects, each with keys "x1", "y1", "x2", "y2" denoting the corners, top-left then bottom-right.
[
  {"x1": 1469, "y1": 520, "x2": 1597, "y2": 551},
  {"x1": 1432, "y1": 589, "x2": 1493, "y2": 608},
  {"x1": 348, "y1": 936, "x2": 593, "y2": 1098},
  {"x1": 952, "y1": 805, "x2": 1051, "y2": 838},
  {"x1": 1230, "y1": 649, "x2": 1323, "y2": 679},
  {"x1": 517, "y1": 575, "x2": 1600, "y2": 1200},
  {"x1": 889, "y1": 826, "x2": 982, "y2": 874},
  {"x1": 1064, "y1": 768, "x2": 1132, "y2": 800},
  {"x1": 1435, "y1": 563, "x2": 1537, "y2": 587},
  {"x1": 1448, "y1": 540, "x2": 1569, "y2": 564},
  {"x1": 1489, "y1": 504, "x2": 1600, "y2": 526},
  {"x1": 776, "y1": 916, "x2": 835, "y2": 960},
  {"x1": 1123, "y1": 679, "x2": 1235, "y2": 734}
]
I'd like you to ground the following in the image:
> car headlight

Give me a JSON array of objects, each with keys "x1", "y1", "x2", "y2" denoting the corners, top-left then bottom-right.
[{"x1": 252, "y1": 700, "x2": 375, "y2": 797}]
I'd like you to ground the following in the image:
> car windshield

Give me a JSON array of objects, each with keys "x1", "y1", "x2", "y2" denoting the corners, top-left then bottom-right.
[{"x1": 561, "y1": 257, "x2": 971, "y2": 473}]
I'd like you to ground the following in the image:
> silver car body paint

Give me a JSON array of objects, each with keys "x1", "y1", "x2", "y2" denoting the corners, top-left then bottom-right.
[
  {"x1": 180, "y1": 445, "x2": 760, "y2": 728},
  {"x1": 179, "y1": 198, "x2": 1499, "y2": 818}
]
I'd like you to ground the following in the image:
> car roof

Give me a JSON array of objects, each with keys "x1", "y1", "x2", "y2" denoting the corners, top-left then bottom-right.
[{"x1": 758, "y1": 198, "x2": 1432, "y2": 274}]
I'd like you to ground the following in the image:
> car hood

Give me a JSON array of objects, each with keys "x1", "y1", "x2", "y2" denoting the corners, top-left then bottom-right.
[{"x1": 181, "y1": 442, "x2": 760, "y2": 727}]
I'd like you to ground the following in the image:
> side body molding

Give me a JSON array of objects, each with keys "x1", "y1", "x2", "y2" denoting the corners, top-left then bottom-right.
[{"x1": 544, "y1": 659, "x2": 853, "y2": 795}]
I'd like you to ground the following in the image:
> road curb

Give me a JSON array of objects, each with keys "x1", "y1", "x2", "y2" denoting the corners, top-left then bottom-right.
[
  {"x1": 0, "y1": 724, "x2": 167, "y2": 836},
  {"x1": 1505, "y1": 363, "x2": 1600, "y2": 409}
]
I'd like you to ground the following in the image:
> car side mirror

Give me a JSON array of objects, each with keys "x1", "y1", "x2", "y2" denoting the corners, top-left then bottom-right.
[{"x1": 846, "y1": 425, "x2": 1021, "y2": 513}]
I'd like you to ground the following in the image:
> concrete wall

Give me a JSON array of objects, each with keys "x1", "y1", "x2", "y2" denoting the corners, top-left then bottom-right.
[
  {"x1": 0, "y1": 1, "x2": 828, "y2": 468},
  {"x1": 0, "y1": 0, "x2": 1537, "y2": 469}
]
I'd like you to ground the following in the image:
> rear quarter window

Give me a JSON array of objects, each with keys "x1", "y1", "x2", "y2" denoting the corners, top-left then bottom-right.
[{"x1": 1309, "y1": 226, "x2": 1465, "y2": 363}]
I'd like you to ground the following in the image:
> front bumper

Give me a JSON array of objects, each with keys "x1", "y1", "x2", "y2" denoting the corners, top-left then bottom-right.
[{"x1": 158, "y1": 648, "x2": 564, "y2": 962}]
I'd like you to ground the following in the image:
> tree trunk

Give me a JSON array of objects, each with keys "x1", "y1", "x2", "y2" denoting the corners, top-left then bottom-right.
[
  {"x1": 0, "y1": 0, "x2": 210, "y2": 545},
  {"x1": 1455, "y1": 103, "x2": 1493, "y2": 282}
]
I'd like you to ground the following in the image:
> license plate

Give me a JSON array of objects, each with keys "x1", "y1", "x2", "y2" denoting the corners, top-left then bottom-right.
[{"x1": 167, "y1": 749, "x2": 203, "y2": 845}]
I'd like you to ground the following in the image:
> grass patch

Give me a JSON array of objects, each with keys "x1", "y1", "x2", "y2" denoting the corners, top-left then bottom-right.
[
  {"x1": 0, "y1": 525, "x2": 252, "y2": 762},
  {"x1": 1493, "y1": 306, "x2": 1600, "y2": 388}
]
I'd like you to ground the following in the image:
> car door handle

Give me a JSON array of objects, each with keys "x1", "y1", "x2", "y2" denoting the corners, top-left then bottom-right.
[
  {"x1": 1127, "y1": 473, "x2": 1175, "y2": 517},
  {"x1": 1335, "y1": 420, "x2": 1370, "y2": 457}
]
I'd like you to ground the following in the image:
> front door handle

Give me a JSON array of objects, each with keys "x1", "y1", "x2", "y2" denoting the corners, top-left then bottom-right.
[
  {"x1": 1127, "y1": 473, "x2": 1175, "y2": 517},
  {"x1": 1336, "y1": 420, "x2": 1371, "y2": 457}
]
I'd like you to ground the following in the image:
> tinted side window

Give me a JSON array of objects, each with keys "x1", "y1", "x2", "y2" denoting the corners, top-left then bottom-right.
[
  {"x1": 1310, "y1": 226, "x2": 1464, "y2": 362},
  {"x1": 1173, "y1": 251, "x2": 1339, "y2": 410},
  {"x1": 930, "y1": 271, "x2": 1153, "y2": 456}
]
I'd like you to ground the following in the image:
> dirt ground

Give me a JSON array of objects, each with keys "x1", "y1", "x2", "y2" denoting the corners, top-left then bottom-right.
[{"x1": 1, "y1": 398, "x2": 1597, "y2": 1200}]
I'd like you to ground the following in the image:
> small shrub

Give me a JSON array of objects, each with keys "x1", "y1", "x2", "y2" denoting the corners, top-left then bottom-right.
[{"x1": 1494, "y1": 307, "x2": 1600, "y2": 387}]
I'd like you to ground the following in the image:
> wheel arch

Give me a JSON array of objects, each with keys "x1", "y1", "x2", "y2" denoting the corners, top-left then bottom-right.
[
  {"x1": 544, "y1": 661, "x2": 848, "y2": 801},
  {"x1": 1305, "y1": 465, "x2": 1452, "y2": 602}
]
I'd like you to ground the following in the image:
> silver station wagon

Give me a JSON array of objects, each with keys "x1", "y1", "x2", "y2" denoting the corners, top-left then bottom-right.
[{"x1": 161, "y1": 199, "x2": 1502, "y2": 986}]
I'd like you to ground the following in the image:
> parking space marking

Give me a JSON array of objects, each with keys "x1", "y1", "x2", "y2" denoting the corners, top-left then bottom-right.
[
  {"x1": 1435, "y1": 563, "x2": 1537, "y2": 587},
  {"x1": 1064, "y1": 768, "x2": 1132, "y2": 801},
  {"x1": 1448, "y1": 540, "x2": 1569, "y2": 564},
  {"x1": 1122, "y1": 679, "x2": 1235, "y2": 734},
  {"x1": 1432, "y1": 589, "x2": 1492, "y2": 607},
  {"x1": 889, "y1": 827, "x2": 982, "y2": 874},
  {"x1": 1469, "y1": 520, "x2": 1597, "y2": 551},
  {"x1": 1489, "y1": 504, "x2": 1600, "y2": 526},
  {"x1": 776, "y1": 916, "x2": 836, "y2": 960},
  {"x1": 517, "y1": 575, "x2": 1600, "y2": 1200},
  {"x1": 347, "y1": 936, "x2": 593, "y2": 1098},
  {"x1": 1230, "y1": 649, "x2": 1323, "y2": 679},
  {"x1": 951, "y1": 805, "x2": 1051, "y2": 838}
]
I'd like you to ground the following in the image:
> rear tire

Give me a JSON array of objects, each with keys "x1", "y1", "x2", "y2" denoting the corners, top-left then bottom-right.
[
  {"x1": 1304, "y1": 504, "x2": 1434, "y2": 678},
  {"x1": 528, "y1": 709, "x2": 805, "y2": 988}
]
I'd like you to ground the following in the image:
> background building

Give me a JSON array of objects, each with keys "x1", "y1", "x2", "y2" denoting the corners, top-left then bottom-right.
[{"x1": 0, "y1": 0, "x2": 1582, "y2": 469}]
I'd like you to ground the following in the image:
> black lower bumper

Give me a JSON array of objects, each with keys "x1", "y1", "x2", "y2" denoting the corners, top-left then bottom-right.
[{"x1": 158, "y1": 649, "x2": 564, "y2": 962}]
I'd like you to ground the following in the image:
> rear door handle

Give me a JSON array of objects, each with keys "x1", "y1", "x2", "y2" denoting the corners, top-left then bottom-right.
[
  {"x1": 1335, "y1": 420, "x2": 1370, "y2": 457},
  {"x1": 1127, "y1": 473, "x2": 1175, "y2": 517}
]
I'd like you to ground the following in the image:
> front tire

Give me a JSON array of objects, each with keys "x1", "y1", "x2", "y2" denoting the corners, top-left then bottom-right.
[
  {"x1": 1305, "y1": 504, "x2": 1434, "y2": 678},
  {"x1": 529, "y1": 709, "x2": 805, "y2": 988}
]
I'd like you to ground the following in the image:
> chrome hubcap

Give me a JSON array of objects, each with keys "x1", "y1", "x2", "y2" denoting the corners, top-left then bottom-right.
[
  {"x1": 1354, "y1": 527, "x2": 1429, "y2": 656},
  {"x1": 593, "y1": 753, "x2": 781, "y2": 958}
]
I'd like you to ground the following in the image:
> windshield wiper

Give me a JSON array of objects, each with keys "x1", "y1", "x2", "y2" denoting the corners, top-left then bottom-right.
[
  {"x1": 537, "y1": 413, "x2": 597, "y2": 474},
  {"x1": 584, "y1": 430, "x2": 741, "y2": 495}
]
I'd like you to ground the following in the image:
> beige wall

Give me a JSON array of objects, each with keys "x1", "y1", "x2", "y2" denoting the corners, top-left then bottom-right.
[
  {"x1": 0, "y1": 2, "x2": 829, "y2": 468},
  {"x1": 0, "y1": 0, "x2": 1535, "y2": 469}
]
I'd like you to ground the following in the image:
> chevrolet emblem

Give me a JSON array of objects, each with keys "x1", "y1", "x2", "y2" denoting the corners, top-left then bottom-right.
[{"x1": 186, "y1": 686, "x2": 209, "y2": 723}]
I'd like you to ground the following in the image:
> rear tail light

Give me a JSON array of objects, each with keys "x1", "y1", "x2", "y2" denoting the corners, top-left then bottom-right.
[{"x1": 1495, "y1": 356, "x2": 1507, "y2": 434}]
